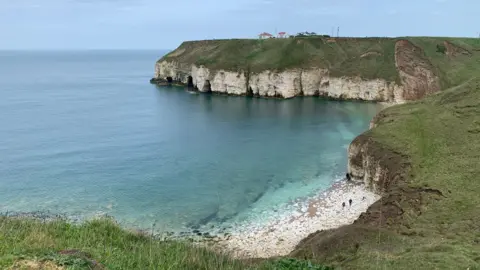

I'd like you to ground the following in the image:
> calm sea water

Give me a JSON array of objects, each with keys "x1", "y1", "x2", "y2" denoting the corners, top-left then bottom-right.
[{"x1": 0, "y1": 50, "x2": 381, "y2": 232}]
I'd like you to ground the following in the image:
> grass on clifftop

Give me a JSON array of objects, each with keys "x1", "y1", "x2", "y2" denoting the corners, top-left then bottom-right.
[
  {"x1": 407, "y1": 37, "x2": 480, "y2": 89},
  {"x1": 0, "y1": 216, "x2": 331, "y2": 270},
  {"x1": 160, "y1": 37, "x2": 480, "y2": 87},
  {"x1": 304, "y1": 77, "x2": 480, "y2": 269},
  {"x1": 161, "y1": 38, "x2": 400, "y2": 82}
]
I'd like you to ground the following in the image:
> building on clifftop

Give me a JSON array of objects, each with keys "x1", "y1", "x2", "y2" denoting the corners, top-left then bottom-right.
[{"x1": 258, "y1": 32, "x2": 273, "y2": 39}]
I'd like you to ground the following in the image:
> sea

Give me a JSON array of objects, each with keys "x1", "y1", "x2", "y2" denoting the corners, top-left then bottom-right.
[{"x1": 0, "y1": 50, "x2": 382, "y2": 233}]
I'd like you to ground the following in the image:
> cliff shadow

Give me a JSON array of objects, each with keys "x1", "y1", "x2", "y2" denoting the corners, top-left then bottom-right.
[
  {"x1": 203, "y1": 80, "x2": 212, "y2": 92},
  {"x1": 187, "y1": 76, "x2": 194, "y2": 88}
]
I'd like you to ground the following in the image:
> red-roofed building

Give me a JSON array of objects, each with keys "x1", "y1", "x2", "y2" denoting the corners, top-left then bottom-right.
[
  {"x1": 259, "y1": 32, "x2": 273, "y2": 39},
  {"x1": 278, "y1": 32, "x2": 287, "y2": 38}
]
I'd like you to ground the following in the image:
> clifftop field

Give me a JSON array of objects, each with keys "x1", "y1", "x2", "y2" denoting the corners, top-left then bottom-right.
[{"x1": 159, "y1": 36, "x2": 480, "y2": 88}]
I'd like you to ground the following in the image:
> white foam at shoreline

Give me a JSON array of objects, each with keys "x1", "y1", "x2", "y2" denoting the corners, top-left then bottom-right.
[{"x1": 214, "y1": 181, "x2": 380, "y2": 258}]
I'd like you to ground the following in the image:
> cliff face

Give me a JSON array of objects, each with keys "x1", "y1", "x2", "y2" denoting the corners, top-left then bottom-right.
[
  {"x1": 153, "y1": 38, "x2": 445, "y2": 103},
  {"x1": 347, "y1": 133, "x2": 408, "y2": 194},
  {"x1": 156, "y1": 61, "x2": 404, "y2": 101},
  {"x1": 395, "y1": 40, "x2": 441, "y2": 100}
]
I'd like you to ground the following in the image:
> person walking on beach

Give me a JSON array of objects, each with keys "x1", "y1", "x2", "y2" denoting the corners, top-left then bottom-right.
[
  {"x1": 346, "y1": 173, "x2": 351, "y2": 181},
  {"x1": 349, "y1": 199, "x2": 352, "y2": 206},
  {"x1": 342, "y1": 202, "x2": 346, "y2": 208}
]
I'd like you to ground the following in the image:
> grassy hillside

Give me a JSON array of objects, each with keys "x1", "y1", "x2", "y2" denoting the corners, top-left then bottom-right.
[
  {"x1": 291, "y1": 77, "x2": 480, "y2": 269},
  {"x1": 160, "y1": 37, "x2": 480, "y2": 89},
  {"x1": 407, "y1": 37, "x2": 480, "y2": 88}
]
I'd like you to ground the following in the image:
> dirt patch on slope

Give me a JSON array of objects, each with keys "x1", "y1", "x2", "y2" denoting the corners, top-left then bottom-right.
[
  {"x1": 360, "y1": 51, "x2": 382, "y2": 58},
  {"x1": 443, "y1": 41, "x2": 472, "y2": 57},
  {"x1": 58, "y1": 249, "x2": 105, "y2": 269},
  {"x1": 8, "y1": 260, "x2": 64, "y2": 270},
  {"x1": 167, "y1": 48, "x2": 186, "y2": 57},
  {"x1": 395, "y1": 39, "x2": 441, "y2": 100}
]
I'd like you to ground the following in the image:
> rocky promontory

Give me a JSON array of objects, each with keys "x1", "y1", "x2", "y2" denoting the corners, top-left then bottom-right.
[{"x1": 150, "y1": 37, "x2": 456, "y2": 103}]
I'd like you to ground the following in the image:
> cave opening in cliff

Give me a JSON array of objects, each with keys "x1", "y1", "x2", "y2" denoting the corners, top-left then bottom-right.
[
  {"x1": 246, "y1": 86, "x2": 254, "y2": 97},
  {"x1": 187, "y1": 76, "x2": 194, "y2": 88},
  {"x1": 204, "y1": 80, "x2": 212, "y2": 92},
  {"x1": 166, "y1": 77, "x2": 173, "y2": 83}
]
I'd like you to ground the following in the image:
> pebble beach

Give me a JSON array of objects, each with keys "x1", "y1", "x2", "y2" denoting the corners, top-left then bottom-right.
[{"x1": 215, "y1": 180, "x2": 380, "y2": 258}]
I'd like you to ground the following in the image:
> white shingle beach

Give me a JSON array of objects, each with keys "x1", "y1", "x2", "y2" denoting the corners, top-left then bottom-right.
[{"x1": 215, "y1": 181, "x2": 380, "y2": 258}]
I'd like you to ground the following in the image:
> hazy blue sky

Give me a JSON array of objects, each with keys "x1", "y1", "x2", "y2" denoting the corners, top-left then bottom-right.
[{"x1": 1, "y1": 0, "x2": 478, "y2": 50}]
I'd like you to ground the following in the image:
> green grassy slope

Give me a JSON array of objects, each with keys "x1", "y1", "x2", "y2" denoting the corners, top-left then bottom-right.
[
  {"x1": 291, "y1": 77, "x2": 480, "y2": 269},
  {"x1": 0, "y1": 217, "x2": 331, "y2": 269},
  {"x1": 407, "y1": 37, "x2": 480, "y2": 88},
  {"x1": 362, "y1": 78, "x2": 480, "y2": 269}
]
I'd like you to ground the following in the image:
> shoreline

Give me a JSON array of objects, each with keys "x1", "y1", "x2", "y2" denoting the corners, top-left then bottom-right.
[
  {"x1": 211, "y1": 180, "x2": 380, "y2": 258},
  {"x1": 1, "y1": 179, "x2": 381, "y2": 259},
  {"x1": 1, "y1": 177, "x2": 381, "y2": 259}
]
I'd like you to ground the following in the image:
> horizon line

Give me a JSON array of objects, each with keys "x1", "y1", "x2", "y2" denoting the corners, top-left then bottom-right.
[{"x1": 0, "y1": 48, "x2": 172, "y2": 52}]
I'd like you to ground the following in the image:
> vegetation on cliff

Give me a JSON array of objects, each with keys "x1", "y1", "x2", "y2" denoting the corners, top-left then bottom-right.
[
  {"x1": 0, "y1": 217, "x2": 331, "y2": 269},
  {"x1": 291, "y1": 77, "x2": 480, "y2": 269},
  {"x1": 159, "y1": 37, "x2": 480, "y2": 89},
  {"x1": 159, "y1": 37, "x2": 400, "y2": 82}
]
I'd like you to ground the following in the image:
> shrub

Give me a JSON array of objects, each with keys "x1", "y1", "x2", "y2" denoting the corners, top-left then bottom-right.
[
  {"x1": 268, "y1": 258, "x2": 334, "y2": 270},
  {"x1": 436, "y1": 44, "x2": 446, "y2": 54}
]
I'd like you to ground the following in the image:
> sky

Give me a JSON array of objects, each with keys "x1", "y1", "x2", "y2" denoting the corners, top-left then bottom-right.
[{"x1": 0, "y1": 0, "x2": 478, "y2": 50}]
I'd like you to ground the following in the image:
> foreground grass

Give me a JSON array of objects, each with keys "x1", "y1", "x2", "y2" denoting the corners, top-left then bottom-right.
[
  {"x1": 297, "y1": 77, "x2": 480, "y2": 269},
  {"x1": 0, "y1": 217, "x2": 331, "y2": 270}
]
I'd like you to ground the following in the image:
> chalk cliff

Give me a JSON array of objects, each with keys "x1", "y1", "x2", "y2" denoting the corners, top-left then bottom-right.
[
  {"x1": 152, "y1": 38, "x2": 442, "y2": 103},
  {"x1": 347, "y1": 133, "x2": 408, "y2": 194},
  {"x1": 155, "y1": 62, "x2": 404, "y2": 101}
]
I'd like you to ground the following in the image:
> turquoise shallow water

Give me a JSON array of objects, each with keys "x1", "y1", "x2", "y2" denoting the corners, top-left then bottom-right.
[{"x1": 0, "y1": 50, "x2": 381, "y2": 232}]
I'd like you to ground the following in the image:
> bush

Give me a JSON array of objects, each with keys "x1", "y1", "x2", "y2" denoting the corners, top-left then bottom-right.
[
  {"x1": 436, "y1": 44, "x2": 446, "y2": 54},
  {"x1": 268, "y1": 258, "x2": 334, "y2": 270}
]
